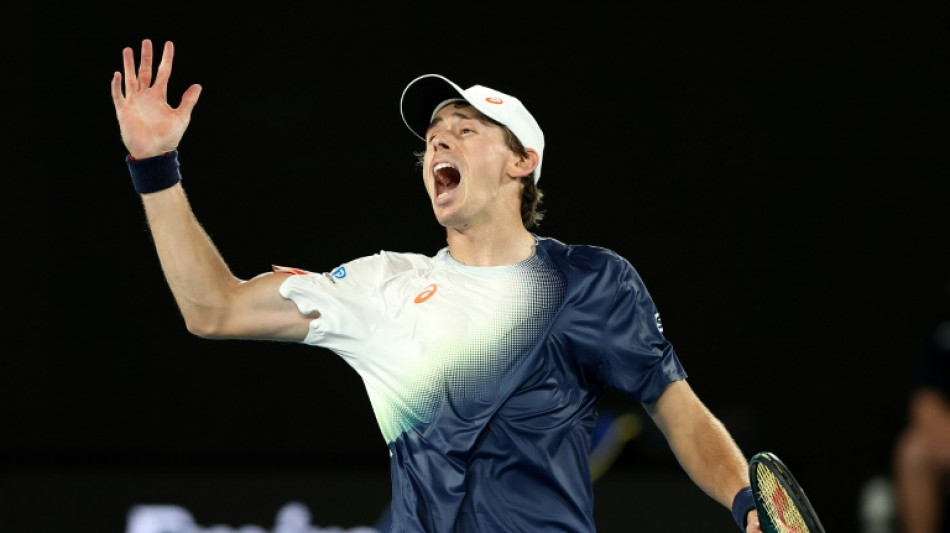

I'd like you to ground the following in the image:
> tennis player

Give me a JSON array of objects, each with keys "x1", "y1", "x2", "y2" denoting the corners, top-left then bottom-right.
[{"x1": 111, "y1": 38, "x2": 763, "y2": 533}]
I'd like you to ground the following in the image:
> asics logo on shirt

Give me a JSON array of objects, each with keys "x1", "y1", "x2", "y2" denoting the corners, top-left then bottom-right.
[
  {"x1": 414, "y1": 284, "x2": 438, "y2": 303},
  {"x1": 331, "y1": 266, "x2": 347, "y2": 279}
]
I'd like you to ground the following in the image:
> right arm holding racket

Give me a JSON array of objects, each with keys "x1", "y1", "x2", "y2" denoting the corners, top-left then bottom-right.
[{"x1": 644, "y1": 380, "x2": 763, "y2": 532}]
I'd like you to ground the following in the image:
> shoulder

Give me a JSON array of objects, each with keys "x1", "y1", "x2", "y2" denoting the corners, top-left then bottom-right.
[
  {"x1": 275, "y1": 250, "x2": 438, "y2": 286},
  {"x1": 360, "y1": 250, "x2": 437, "y2": 270},
  {"x1": 536, "y1": 235, "x2": 635, "y2": 275}
]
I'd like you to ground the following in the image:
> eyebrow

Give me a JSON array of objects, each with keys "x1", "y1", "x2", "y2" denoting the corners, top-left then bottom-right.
[{"x1": 426, "y1": 110, "x2": 487, "y2": 136}]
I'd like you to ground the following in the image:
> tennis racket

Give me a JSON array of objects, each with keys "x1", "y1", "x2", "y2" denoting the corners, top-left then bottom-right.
[{"x1": 749, "y1": 451, "x2": 825, "y2": 533}]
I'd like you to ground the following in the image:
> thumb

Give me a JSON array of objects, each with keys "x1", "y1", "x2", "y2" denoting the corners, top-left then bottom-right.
[{"x1": 177, "y1": 84, "x2": 202, "y2": 119}]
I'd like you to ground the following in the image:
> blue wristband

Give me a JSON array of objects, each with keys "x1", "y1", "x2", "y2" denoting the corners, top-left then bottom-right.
[
  {"x1": 732, "y1": 486, "x2": 756, "y2": 531},
  {"x1": 126, "y1": 150, "x2": 181, "y2": 194}
]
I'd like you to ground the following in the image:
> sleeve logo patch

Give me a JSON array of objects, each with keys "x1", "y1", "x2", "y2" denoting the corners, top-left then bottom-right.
[{"x1": 331, "y1": 266, "x2": 347, "y2": 279}]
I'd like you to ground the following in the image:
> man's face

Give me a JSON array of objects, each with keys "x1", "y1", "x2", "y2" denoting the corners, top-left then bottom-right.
[{"x1": 422, "y1": 103, "x2": 518, "y2": 229}]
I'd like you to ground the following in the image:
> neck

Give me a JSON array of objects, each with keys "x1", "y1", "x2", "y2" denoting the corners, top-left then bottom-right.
[{"x1": 445, "y1": 224, "x2": 536, "y2": 267}]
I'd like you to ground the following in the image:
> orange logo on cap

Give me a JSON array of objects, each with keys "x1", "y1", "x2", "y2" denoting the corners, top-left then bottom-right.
[
  {"x1": 484, "y1": 97, "x2": 503, "y2": 105},
  {"x1": 414, "y1": 283, "x2": 438, "y2": 303}
]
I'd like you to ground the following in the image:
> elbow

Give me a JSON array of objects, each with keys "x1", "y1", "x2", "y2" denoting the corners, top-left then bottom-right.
[{"x1": 182, "y1": 311, "x2": 230, "y2": 340}]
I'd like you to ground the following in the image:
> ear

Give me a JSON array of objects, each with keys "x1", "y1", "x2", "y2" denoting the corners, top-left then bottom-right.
[{"x1": 508, "y1": 148, "x2": 540, "y2": 180}]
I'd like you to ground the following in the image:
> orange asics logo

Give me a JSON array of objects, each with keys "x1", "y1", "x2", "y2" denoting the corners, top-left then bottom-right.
[
  {"x1": 414, "y1": 283, "x2": 438, "y2": 303},
  {"x1": 484, "y1": 97, "x2": 503, "y2": 105}
]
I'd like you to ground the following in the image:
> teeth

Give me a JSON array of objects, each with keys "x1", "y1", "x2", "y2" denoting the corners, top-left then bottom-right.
[
  {"x1": 437, "y1": 192, "x2": 448, "y2": 199},
  {"x1": 433, "y1": 162, "x2": 452, "y2": 186}
]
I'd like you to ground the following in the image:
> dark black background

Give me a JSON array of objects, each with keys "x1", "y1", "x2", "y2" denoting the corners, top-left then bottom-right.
[{"x1": 3, "y1": 3, "x2": 948, "y2": 532}]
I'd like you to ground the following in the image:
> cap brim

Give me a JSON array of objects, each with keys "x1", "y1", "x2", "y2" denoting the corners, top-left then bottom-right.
[{"x1": 400, "y1": 74, "x2": 466, "y2": 142}]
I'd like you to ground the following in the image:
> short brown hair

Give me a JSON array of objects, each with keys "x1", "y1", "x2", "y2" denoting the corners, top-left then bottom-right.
[{"x1": 414, "y1": 102, "x2": 546, "y2": 229}]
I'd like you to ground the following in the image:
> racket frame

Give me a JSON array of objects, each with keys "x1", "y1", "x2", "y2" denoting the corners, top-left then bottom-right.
[{"x1": 749, "y1": 451, "x2": 825, "y2": 533}]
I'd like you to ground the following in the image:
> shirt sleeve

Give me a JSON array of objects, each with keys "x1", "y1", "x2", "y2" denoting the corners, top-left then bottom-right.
[
  {"x1": 594, "y1": 259, "x2": 687, "y2": 403},
  {"x1": 277, "y1": 253, "x2": 389, "y2": 357}
]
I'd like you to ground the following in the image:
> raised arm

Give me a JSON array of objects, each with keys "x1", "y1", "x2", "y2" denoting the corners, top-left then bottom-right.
[
  {"x1": 643, "y1": 380, "x2": 763, "y2": 532},
  {"x1": 110, "y1": 39, "x2": 313, "y2": 342}
]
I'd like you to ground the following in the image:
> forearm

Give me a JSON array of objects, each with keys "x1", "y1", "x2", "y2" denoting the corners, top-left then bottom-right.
[
  {"x1": 647, "y1": 381, "x2": 751, "y2": 508},
  {"x1": 666, "y1": 412, "x2": 751, "y2": 507},
  {"x1": 141, "y1": 182, "x2": 243, "y2": 335}
]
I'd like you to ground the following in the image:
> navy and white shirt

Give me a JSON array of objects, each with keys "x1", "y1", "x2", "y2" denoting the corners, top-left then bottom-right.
[{"x1": 278, "y1": 236, "x2": 686, "y2": 532}]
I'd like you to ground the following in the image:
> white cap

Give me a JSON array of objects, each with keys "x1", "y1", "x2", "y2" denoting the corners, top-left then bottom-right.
[{"x1": 400, "y1": 74, "x2": 545, "y2": 182}]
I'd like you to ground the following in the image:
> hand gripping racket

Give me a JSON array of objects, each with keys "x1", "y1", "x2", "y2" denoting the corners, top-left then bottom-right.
[{"x1": 749, "y1": 452, "x2": 825, "y2": 533}]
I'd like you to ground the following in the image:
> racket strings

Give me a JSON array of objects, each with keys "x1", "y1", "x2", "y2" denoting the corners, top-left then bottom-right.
[{"x1": 755, "y1": 463, "x2": 811, "y2": 533}]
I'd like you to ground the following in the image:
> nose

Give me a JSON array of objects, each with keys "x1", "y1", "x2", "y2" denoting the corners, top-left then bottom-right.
[{"x1": 428, "y1": 130, "x2": 452, "y2": 151}]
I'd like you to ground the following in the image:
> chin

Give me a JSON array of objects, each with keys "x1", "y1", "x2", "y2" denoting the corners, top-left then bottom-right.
[
  {"x1": 435, "y1": 213, "x2": 468, "y2": 230},
  {"x1": 432, "y1": 206, "x2": 457, "y2": 226}
]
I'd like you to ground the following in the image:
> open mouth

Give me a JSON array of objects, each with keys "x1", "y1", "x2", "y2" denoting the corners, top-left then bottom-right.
[{"x1": 433, "y1": 162, "x2": 460, "y2": 199}]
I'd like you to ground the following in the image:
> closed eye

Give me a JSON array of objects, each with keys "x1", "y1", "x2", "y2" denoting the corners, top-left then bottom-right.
[{"x1": 426, "y1": 126, "x2": 475, "y2": 143}]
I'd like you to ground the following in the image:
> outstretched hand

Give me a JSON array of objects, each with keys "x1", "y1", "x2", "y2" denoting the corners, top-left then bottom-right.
[{"x1": 111, "y1": 39, "x2": 201, "y2": 159}]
